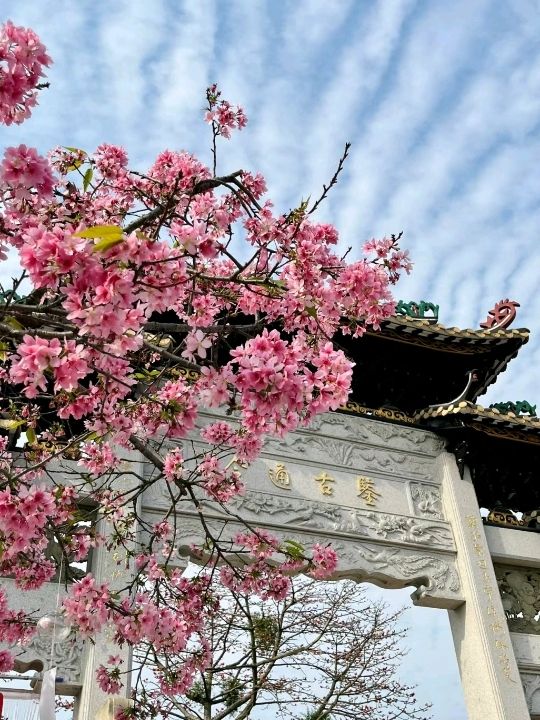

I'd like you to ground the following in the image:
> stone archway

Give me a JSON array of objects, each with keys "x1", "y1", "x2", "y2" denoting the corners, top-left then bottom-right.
[{"x1": 2, "y1": 410, "x2": 537, "y2": 719}]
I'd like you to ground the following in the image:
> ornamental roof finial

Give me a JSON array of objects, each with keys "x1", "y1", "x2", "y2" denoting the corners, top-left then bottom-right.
[{"x1": 480, "y1": 299, "x2": 520, "y2": 331}]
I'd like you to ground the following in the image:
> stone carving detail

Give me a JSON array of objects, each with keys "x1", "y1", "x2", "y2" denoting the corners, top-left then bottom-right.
[
  {"x1": 521, "y1": 672, "x2": 540, "y2": 714},
  {"x1": 169, "y1": 516, "x2": 461, "y2": 608},
  {"x1": 409, "y1": 483, "x2": 444, "y2": 520},
  {"x1": 495, "y1": 566, "x2": 540, "y2": 634},
  {"x1": 228, "y1": 492, "x2": 343, "y2": 526},
  {"x1": 19, "y1": 631, "x2": 85, "y2": 685},
  {"x1": 354, "y1": 544, "x2": 460, "y2": 594},
  {"x1": 263, "y1": 435, "x2": 435, "y2": 478},
  {"x1": 300, "y1": 413, "x2": 446, "y2": 454},
  {"x1": 220, "y1": 491, "x2": 453, "y2": 548}
]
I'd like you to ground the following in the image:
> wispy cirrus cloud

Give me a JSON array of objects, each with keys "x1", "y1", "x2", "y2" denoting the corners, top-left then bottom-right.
[{"x1": 3, "y1": 2, "x2": 540, "y2": 714}]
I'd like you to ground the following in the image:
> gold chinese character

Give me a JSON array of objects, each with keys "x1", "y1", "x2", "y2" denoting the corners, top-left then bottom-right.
[
  {"x1": 314, "y1": 471, "x2": 335, "y2": 496},
  {"x1": 483, "y1": 586, "x2": 494, "y2": 600},
  {"x1": 491, "y1": 620, "x2": 504, "y2": 634},
  {"x1": 495, "y1": 640, "x2": 508, "y2": 650},
  {"x1": 356, "y1": 475, "x2": 380, "y2": 506},
  {"x1": 466, "y1": 515, "x2": 478, "y2": 528},
  {"x1": 269, "y1": 463, "x2": 291, "y2": 490}
]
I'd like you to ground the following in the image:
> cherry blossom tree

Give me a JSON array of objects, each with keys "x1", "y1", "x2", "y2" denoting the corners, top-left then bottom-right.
[
  {"x1": 134, "y1": 575, "x2": 430, "y2": 720},
  {"x1": 0, "y1": 21, "x2": 412, "y2": 705}
]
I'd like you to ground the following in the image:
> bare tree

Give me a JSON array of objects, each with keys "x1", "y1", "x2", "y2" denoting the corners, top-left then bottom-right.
[{"x1": 133, "y1": 575, "x2": 431, "y2": 720}]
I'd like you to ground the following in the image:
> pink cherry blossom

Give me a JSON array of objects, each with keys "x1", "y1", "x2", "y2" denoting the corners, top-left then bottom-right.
[
  {"x1": 0, "y1": 145, "x2": 54, "y2": 199},
  {"x1": 0, "y1": 46, "x2": 411, "y2": 700},
  {"x1": 0, "y1": 21, "x2": 51, "y2": 125}
]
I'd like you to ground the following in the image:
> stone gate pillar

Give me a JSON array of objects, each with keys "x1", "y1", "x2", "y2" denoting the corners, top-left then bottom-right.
[{"x1": 438, "y1": 452, "x2": 530, "y2": 720}]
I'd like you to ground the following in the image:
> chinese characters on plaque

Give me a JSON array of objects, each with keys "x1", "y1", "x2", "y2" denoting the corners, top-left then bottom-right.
[
  {"x1": 356, "y1": 475, "x2": 380, "y2": 506},
  {"x1": 314, "y1": 471, "x2": 335, "y2": 496},
  {"x1": 466, "y1": 514, "x2": 515, "y2": 682},
  {"x1": 268, "y1": 463, "x2": 380, "y2": 507}
]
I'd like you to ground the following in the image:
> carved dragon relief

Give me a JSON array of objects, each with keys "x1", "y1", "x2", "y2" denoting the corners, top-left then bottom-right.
[
  {"x1": 221, "y1": 491, "x2": 454, "y2": 549},
  {"x1": 168, "y1": 516, "x2": 461, "y2": 610},
  {"x1": 351, "y1": 543, "x2": 460, "y2": 596}
]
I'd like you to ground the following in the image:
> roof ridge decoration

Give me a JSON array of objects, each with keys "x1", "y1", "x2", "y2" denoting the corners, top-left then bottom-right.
[
  {"x1": 479, "y1": 299, "x2": 520, "y2": 332},
  {"x1": 489, "y1": 401, "x2": 537, "y2": 417},
  {"x1": 395, "y1": 299, "x2": 439, "y2": 324},
  {"x1": 382, "y1": 314, "x2": 529, "y2": 341}
]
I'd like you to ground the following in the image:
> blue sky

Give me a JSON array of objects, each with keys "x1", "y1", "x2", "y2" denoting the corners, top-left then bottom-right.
[{"x1": 3, "y1": 0, "x2": 540, "y2": 717}]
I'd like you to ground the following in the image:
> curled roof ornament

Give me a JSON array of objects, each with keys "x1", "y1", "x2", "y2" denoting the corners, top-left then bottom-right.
[{"x1": 480, "y1": 299, "x2": 520, "y2": 331}]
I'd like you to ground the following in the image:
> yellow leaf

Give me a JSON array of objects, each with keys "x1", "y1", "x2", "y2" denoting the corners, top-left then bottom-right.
[
  {"x1": 92, "y1": 236, "x2": 125, "y2": 253},
  {"x1": 74, "y1": 225, "x2": 124, "y2": 240},
  {"x1": 0, "y1": 419, "x2": 24, "y2": 430},
  {"x1": 3, "y1": 316, "x2": 24, "y2": 331},
  {"x1": 66, "y1": 160, "x2": 84, "y2": 171}
]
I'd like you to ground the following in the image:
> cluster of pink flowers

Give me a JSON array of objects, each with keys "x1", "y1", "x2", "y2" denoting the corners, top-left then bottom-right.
[
  {"x1": 234, "y1": 529, "x2": 280, "y2": 560},
  {"x1": 205, "y1": 83, "x2": 247, "y2": 138},
  {"x1": 309, "y1": 543, "x2": 339, "y2": 579},
  {"x1": 96, "y1": 655, "x2": 124, "y2": 695},
  {"x1": 0, "y1": 144, "x2": 55, "y2": 200},
  {"x1": 220, "y1": 561, "x2": 292, "y2": 601},
  {"x1": 198, "y1": 455, "x2": 245, "y2": 502},
  {"x1": 10, "y1": 335, "x2": 89, "y2": 398},
  {"x1": 0, "y1": 21, "x2": 412, "y2": 697},
  {"x1": 0, "y1": 588, "x2": 34, "y2": 656},
  {"x1": 0, "y1": 484, "x2": 78, "y2": 589},
  {"x1": 0, "y1": 21, "x2": 51, "y2": 125},
  {"x1": 62, "y1": 575, "x2": 111, "y2": 636},
  {"x1": 163, "y1": 447, "x2": 185, "y2": 482},
  {"x1": 79, "y1": 441, "x2": 119, "y2": 476}
]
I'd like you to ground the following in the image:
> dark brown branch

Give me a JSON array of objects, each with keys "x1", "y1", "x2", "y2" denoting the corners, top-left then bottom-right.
[
  {"x1": 0, "y1": 322, "x2": 74, "y2": 339},
  {"x1": 129, "y1": 434, "x2": 164, "y2": 471},
  {"x1": 123, "y1": 172, "x2": 246, "y2": 235},
  {"x1": 308, "y1": 142, "x2": 351, "y2": 216}
]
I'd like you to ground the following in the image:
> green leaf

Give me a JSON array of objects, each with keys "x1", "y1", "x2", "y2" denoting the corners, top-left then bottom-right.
[
  {"x1": 63, "y1": 146, "x2": 86, "y2": 153},
  {"x1": 74, "y1": 225, "x2": 124, "y2": 240},
  {"x1": 82, "y1": 167, "x2": 94, "y2": 192},
  {"x1": 26, "y1": 427, "x2": 37, "y2": 445},
  {"x1": 281, "y1": 539, "x2": 305, "y2": 559}
]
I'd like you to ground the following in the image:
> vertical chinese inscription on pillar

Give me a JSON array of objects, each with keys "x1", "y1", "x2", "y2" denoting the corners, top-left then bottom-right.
[
  {"x1": 269, "y1": 463, "x2": 291, "y2": 490},
  {"x1": 465, "y1": 514, "x2": 515, "y2": 682},
  {"x1": 314, "y1": 472, "x2": 335, "y2": 496},
  {"x1": 356, "y1": 475, "x2": 380, "y2": 507}
]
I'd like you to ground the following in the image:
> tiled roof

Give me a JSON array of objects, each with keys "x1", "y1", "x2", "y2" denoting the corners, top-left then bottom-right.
[
  {"x1": 378, "y1": 315, "x2": 529, "y2": 345},
  {"x1": 415, "y1": 401, "x2": 540, "y2": 443}
]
